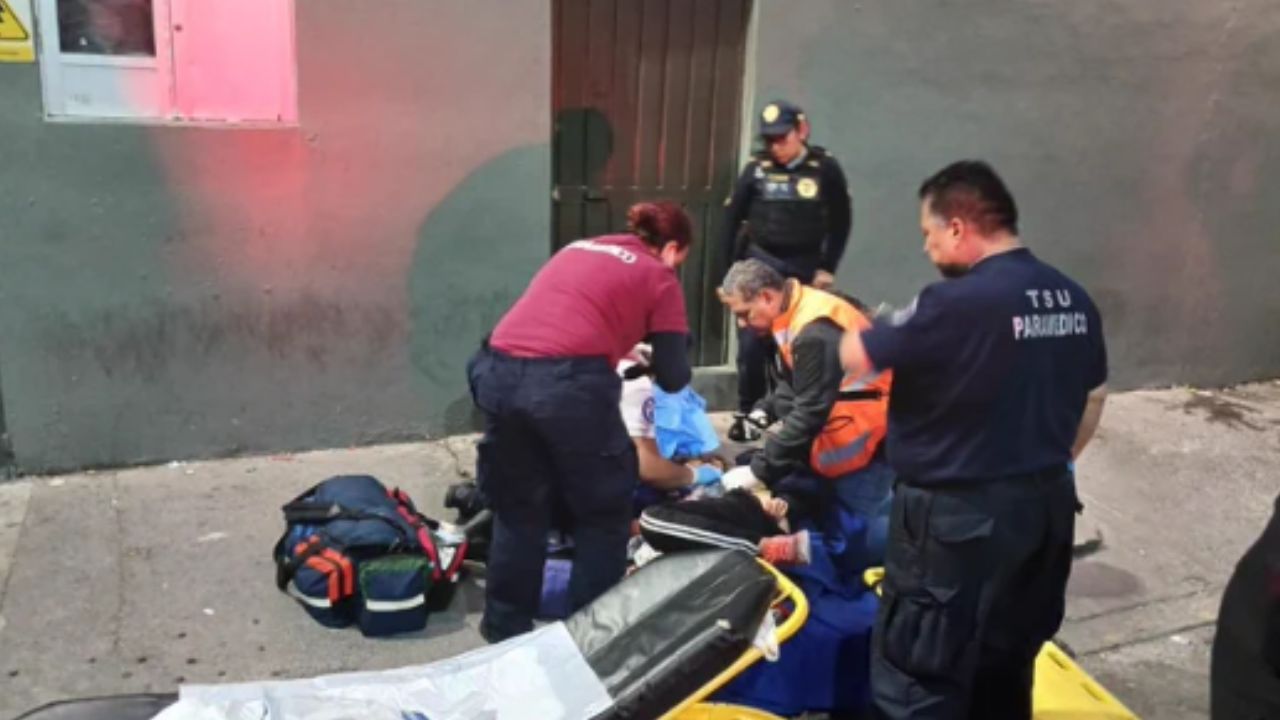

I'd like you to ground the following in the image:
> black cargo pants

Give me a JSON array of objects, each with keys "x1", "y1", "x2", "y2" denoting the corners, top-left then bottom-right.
[
  {"x1": 467, "y1": 344, "x2": 638, "y2": 643},
  {"x1": 870, "y1": 467, "x2": 1077, "y2": 720}
]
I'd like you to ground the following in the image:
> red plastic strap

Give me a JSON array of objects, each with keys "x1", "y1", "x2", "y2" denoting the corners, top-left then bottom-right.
[
  {"x1": 444, "y1": 540, "x2": 469, "y2": 579},
  {"x1": 394, "y1": 504, "x2": 442, "y2": 580}
]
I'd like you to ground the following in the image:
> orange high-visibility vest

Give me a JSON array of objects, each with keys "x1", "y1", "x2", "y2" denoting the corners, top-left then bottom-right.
[{"x1": 771, "y1": 281, "x2": 892, "y2": 478}]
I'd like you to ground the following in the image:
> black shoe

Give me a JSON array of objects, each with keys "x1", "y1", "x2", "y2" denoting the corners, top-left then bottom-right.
[
  {"x1": 728, "y1": 412, "x2": 761, "y2": 442},
  {"x1": 479, "y1": 619, "x2": 529, "y2": 645}
]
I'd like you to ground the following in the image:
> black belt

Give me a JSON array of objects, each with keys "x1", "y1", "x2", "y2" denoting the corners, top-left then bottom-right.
[{"x1": 898, "y1": 464, "x2": 1071, "y2": 490}]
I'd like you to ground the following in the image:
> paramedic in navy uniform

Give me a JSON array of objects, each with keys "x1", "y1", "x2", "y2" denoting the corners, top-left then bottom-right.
[{"x1": 839, "y1": 161, "x2": 1109, "y2": 720}]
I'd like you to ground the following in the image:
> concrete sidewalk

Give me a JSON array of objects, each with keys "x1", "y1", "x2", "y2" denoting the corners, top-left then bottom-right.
[{"x1": 1, "y1": 382, "x2": 1278, "y2": 719}]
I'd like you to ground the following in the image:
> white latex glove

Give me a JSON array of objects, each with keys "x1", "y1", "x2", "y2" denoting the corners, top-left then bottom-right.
[
  {"x1": 722, "y1": 465, "x2": 766, "y2": 493},
  {"x1": 746, "y1": 408, "x2": 773, "y2": 431}
]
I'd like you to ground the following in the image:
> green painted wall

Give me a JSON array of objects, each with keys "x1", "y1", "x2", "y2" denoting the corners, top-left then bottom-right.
[
  {"x1": 2, "y1": 1, "x2": 1277, "y2": 474},
  {"x1": 751, "y1": 0, "x2": 1280, "y2": 390},
  {"x1": 0, "y1": 1, "x2": 551, "y2": 474}
]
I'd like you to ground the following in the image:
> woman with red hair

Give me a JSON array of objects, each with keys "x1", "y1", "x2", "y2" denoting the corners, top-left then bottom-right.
[{"x1": 467, "y1": 201, "x2": 696, "y2": 642}]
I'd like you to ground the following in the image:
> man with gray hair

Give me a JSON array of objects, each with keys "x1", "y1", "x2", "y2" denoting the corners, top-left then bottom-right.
[
  {"x1": 720, "y1": 259, "x2": 784, "y2": 306},
  {"x1": 718, "y1": 258, "x2": 894, "y2": 567}
]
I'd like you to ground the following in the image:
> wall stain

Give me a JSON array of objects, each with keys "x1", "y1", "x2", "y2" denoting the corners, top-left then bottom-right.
[
  {"x1": 38, "y1": 295, "x2": 405, "y2": 382},
  {"x1": 1177, "y1": 390, "x2": 1263, "y2": 431}
]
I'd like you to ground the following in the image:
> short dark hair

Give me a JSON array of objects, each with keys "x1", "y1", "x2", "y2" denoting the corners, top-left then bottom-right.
[{"x1": 918, "y1": 160, "x2": 1019, "y2": 236}]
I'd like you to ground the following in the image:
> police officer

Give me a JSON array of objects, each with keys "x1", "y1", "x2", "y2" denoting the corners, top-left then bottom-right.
[
  {"x1": 721, "y1": 100, "x2": 852, "y2": 442},
  {"x1": 839, "y1": 161, "x2": 1109, "y2": 719}
]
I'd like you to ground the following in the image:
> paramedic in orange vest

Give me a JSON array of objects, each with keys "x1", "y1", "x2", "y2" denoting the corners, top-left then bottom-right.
[{"x1": 718, "y1": 258, "x2": 894, "y2": 566}]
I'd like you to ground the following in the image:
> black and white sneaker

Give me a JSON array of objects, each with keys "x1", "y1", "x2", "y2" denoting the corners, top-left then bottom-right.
[{"x1": 728, "y1": 412, "x2": 762, "y2": 442}]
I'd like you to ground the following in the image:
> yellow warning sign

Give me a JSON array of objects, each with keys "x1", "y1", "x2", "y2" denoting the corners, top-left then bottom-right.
[{"x1": 0, "y1": 0, "x2": 34, "y2": 63}]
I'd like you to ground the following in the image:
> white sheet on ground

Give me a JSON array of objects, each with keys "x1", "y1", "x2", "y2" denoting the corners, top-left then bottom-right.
[{"x1": 153, "y1": 622, "x2": 613, "y2": 720}]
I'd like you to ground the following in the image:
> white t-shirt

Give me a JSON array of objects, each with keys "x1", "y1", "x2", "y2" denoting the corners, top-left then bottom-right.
[{"x1": 617, "y1": 359, "x2": 656, "y2": 439}]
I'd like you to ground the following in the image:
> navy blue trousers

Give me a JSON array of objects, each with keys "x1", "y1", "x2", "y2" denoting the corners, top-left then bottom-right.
[
  {"x1": 871, "y1": 468, "x2": 1077, "y2": 720},
  {"x1": 467, "y1": 345, "x2": 637, "y2": 642},
  {"x1": 735, "y1": 327, "x2": 774, "y2": 414}
]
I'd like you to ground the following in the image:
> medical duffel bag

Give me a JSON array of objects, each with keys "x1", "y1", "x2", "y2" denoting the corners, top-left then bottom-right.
[{"x1": 273, "y1": 474, "x2": 467, "y2": 636}]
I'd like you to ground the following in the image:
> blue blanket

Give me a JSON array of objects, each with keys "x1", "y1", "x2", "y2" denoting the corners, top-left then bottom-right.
[{"x1": 715, "y1": 521, "x2": 878, "y2": 716}]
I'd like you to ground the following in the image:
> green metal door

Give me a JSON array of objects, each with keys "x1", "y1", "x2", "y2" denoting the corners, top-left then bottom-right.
[{"x1": 552, "y1": 0, "x2": 753, "y2": 365}]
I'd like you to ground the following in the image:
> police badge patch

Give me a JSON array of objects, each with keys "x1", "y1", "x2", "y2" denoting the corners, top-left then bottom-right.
[{"x1": 796, "y1": 177, "x2": 819, "y2": 199}]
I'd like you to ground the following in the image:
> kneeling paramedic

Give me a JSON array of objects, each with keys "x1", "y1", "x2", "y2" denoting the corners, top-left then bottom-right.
[
  {"x1": 840, "y1": 160, "x2": 1108, "y2": 719},
  {"x1": 717, "y1": 258, "x2": 894, "y2": 570},
  {"x1": 468, "y1": 201, "x2": 695, "y2": 643}
]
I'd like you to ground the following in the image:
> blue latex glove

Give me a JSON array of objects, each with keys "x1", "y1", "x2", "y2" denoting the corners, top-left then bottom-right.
[{"x1": 692, "y1": 464, "x2": 723, "y2": 487}]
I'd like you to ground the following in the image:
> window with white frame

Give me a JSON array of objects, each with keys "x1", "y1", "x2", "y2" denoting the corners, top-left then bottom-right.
[{"x1": 37, "y1": 0, "x2": 297, "y2": 124}]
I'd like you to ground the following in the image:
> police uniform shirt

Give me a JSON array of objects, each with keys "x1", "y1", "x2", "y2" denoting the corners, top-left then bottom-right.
[
  {"x1": 861, "y1": 248, "x2": 1107, "y2": 483},
  {"x1": 720, "y1": 148, "x2": 853, "y2": 274}
]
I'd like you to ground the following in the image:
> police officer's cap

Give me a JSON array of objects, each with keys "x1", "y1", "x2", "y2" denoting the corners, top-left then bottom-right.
[{"x1": 759, "y1": 100, "x2": 805, "y2": 137}]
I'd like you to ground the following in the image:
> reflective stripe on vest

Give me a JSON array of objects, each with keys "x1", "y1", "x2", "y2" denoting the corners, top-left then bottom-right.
[{"x1": 770, "y1": 281, "x2": 892, "y2": 478}]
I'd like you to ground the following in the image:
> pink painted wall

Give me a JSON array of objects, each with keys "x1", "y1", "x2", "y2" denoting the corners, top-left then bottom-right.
[{"x1": 0, "y1": 0, "x2": 553, "y2": 472}]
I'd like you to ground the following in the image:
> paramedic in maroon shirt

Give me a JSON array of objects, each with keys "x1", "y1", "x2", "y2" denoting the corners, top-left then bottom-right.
[{"x1": 466, "y1": 201, "x2": 696, "y2": 642}]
